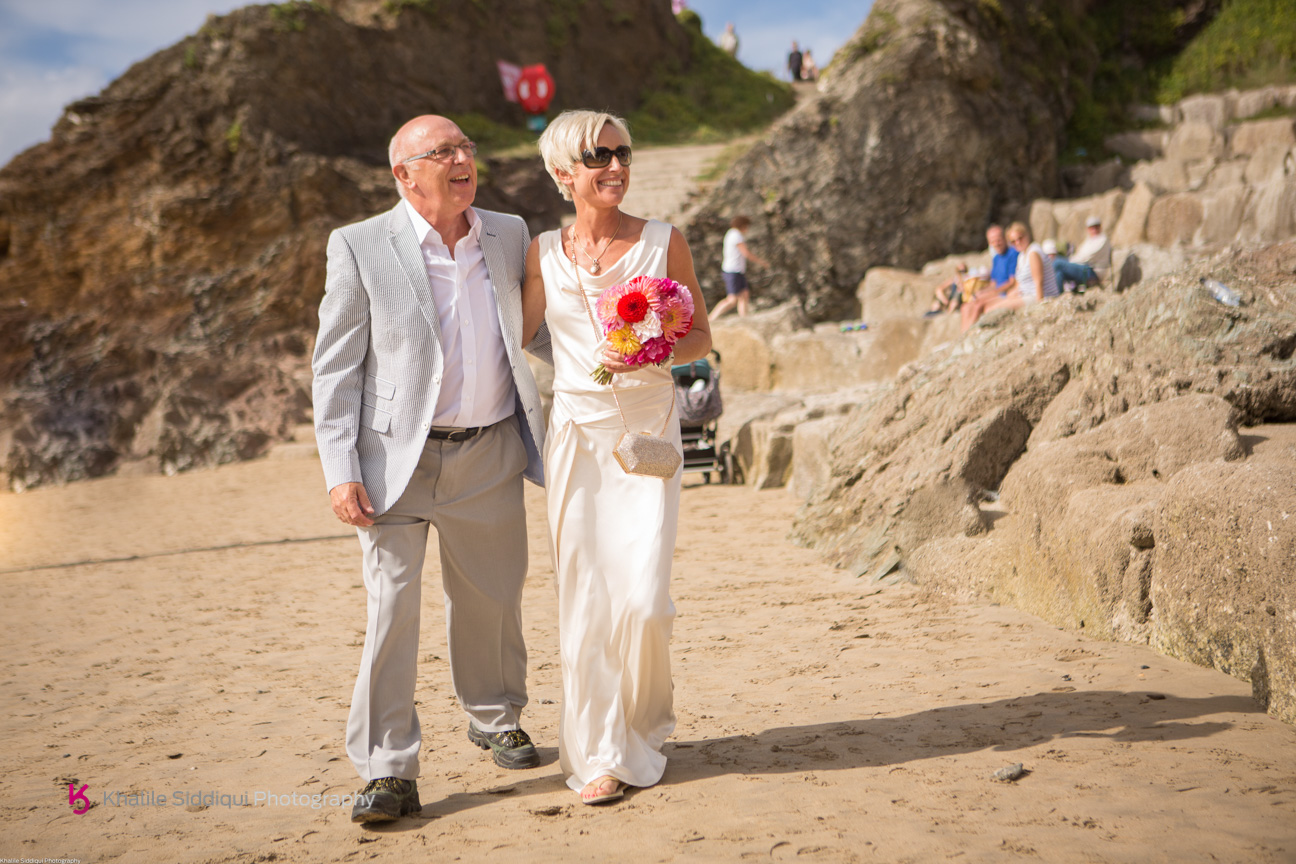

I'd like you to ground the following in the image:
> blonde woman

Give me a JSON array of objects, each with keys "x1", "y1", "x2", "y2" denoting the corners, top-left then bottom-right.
[
  {"x1": 521, "y1": 111, "x2": 712, "y2": 805},
  {"x1": 961, "y1": 222, "x2": 1057, "y2": 330}
]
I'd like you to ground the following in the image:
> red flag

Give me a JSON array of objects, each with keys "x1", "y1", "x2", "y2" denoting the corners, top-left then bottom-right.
[{"x1": 496, "y1": 60, "x2": 521, "y2": 103}]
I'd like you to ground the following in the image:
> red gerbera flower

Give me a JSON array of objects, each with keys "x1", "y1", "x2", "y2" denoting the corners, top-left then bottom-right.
[{"x1": 617, "y1": 291, "x2": 649, "y2": 323}]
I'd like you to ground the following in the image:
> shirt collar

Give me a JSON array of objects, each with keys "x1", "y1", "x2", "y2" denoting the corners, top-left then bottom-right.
[{"x1": 403, "y1": 199, "x2": 481, "y2": 248}]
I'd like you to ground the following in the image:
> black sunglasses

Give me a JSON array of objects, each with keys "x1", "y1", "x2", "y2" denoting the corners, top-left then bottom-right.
[{"x1": 580, "y1": 145, "x2": 632, "y2": 168}]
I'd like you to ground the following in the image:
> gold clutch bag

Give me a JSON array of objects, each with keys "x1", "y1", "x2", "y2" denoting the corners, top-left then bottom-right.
[{"x1": 614, "y1": 431, "x2": 682, "y2": 479}]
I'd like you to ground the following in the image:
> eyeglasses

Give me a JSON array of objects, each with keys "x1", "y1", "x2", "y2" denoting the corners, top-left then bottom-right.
[
  {"x1": 579, "y1": 145, "x2": 632, "y2": 168},
  {"x1": 402, "y1": 141, "x2": 478, "y2": 164}
]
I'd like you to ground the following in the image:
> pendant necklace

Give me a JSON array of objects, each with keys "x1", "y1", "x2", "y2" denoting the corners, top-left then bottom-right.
[{"x1": 571, "y1": 212, "x2": 623, "y2": 275}]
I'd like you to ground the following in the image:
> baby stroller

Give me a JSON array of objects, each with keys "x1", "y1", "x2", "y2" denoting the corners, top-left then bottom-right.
[{"x1": 671, "y1": 352, "x2": 737, "y2": 484}]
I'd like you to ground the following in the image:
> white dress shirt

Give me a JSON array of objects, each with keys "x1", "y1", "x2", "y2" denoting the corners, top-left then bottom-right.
[{"x1": 404, "y1": 200, "x2": 516, "y2": 428}]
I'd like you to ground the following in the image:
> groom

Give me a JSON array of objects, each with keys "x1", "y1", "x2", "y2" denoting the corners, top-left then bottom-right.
[{"x1": 312, "y1": 115, "x2": 548, "y2": 824}]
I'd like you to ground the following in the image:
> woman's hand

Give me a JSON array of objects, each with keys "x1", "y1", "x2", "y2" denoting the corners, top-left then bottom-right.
[{"x1": 600, "y1": 348, "x2": 637, "y2": 375}]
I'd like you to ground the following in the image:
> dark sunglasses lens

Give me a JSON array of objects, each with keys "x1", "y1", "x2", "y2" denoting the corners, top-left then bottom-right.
[{"x1": 582, "y1": 146, "x2": 632, "y2": 168}]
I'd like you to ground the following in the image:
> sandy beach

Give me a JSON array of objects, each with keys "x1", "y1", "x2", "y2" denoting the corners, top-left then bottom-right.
[{"x1": 1, "y1": 445, "x2": 1294, "y2": 864}]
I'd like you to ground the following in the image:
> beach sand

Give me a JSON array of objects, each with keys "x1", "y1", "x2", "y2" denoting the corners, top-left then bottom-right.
[{"x1": 1, "y1": 446, "x2": 1293, "y2": 863}]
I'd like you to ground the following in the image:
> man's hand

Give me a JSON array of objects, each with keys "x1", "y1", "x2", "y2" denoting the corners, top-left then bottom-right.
[{"x1": 330, "y1": 482, "x2": 375, "y2": 527}]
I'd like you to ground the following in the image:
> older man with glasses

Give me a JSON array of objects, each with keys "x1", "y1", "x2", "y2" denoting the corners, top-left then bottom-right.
[{"x1": 312, "y1": 114, "x2": 550, "y2": 824}]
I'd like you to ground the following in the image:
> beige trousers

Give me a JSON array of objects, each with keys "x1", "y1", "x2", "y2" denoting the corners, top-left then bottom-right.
[{"x1": 345, "y1": 417, "x2": 530, "y2": 782}]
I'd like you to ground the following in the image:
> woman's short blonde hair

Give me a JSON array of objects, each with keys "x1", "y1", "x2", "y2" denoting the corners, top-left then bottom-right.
[
  {"x1": 538, "y1": 110, "x2": 633, "y2": 201},
  {"x1": 1007, "y1": 221, "x2": 1031, "y2": 242}
]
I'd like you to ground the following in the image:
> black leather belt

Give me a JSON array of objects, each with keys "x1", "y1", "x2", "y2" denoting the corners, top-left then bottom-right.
[{"x1": 428, "y1": 426, "x2": 482, "y2": 442}]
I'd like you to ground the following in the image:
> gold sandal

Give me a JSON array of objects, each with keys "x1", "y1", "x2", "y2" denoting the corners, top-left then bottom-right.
[{"x1": 580, "y1": 775, "x2": 625, "y2": 805}]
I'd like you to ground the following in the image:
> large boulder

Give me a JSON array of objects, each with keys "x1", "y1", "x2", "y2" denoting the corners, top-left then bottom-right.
[
  {"x1": 988, "y1": 395, "x2": 1244, "y2": 640},
  {"x1": 1229, "y1": 117, "x2": 1296, "y2": 157},
  {"x1": 1246, "y1": 179, "x2": 1296, "y2": 243},
  {"x1": 1112, "y1": 182, "x2": 1156, "y2": 246},
  {"x1": 1165, "y1": 121, "x2": 1224, "y2": 163},
  {"x1": 791, "y1": 242, "x2": 1296, "y2": 720},
  {"x1": 857, "y1": 267, "x2": 932, "y2": 321},
  {"x1": 1146, "y1": 194, "x2": 1205, "y2": 246},
  {"x1": 1152, "y1": 454, "x2": 1296, "y2": 724},
  {"x1": 708, "y1": 303, "x2": 811, "y2": 392},
  {"x1": 771, "y1": 320, "x2": 929, "y2": 391},
  {"x1": 1196, "y1": 185, "x2": 1251, "y2": 245}
]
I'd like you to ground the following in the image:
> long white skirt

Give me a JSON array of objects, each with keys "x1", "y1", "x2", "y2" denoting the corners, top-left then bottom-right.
[{"x1": 545, "y1": 383, "x2": 680, "y2": 792}]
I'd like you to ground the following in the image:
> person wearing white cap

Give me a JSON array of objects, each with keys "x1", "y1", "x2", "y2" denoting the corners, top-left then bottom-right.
[{"x1": 1053, "y1": 216, "x2": 1112, "y2": 290}]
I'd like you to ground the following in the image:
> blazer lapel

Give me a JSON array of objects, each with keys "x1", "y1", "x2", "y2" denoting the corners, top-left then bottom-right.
[
  {"x1": 386, "y1": 204, "x2": 445, "y2": 345},
  {"x1": 478, "y1": 215, "x2": 521, "y2": 355}
]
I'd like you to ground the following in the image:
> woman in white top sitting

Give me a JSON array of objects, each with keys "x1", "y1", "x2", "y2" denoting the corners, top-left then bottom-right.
[
  {"x1": 1005, "y1": 221, "x2": 1059, "y2": 304},
  {"x1": 961, "y1": 221, "x2": 1058, "y2": 330}
]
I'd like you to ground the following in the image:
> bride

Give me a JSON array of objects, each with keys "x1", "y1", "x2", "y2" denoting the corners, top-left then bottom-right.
[{"x1": 521, "y1": 110, "x2": 712, "y2": 804}]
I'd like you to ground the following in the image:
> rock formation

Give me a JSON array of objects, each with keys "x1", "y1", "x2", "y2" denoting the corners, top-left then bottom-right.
[
  {"x1": 1033, "y1": 86, "x2": 1296, "y2": 268},
  {"x1": 0, "y1": 0, "x2": 781, "y2": 489},
  {"x1": 788, "y1": 241, "x2": 1296, "y2": 723},
  {"x1": 683, "y1": 0, "x2": 1211, "y2": 320}
]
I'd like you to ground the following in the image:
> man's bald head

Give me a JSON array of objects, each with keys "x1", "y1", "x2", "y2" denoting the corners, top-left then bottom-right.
[{"x1": 389, "y1": 114, "x2": 478, "y2": 226}]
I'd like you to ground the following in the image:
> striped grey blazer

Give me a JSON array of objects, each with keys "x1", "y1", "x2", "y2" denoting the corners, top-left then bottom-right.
[{"x1": 311, "y1": 202, "x2": 549, "y2": 515}]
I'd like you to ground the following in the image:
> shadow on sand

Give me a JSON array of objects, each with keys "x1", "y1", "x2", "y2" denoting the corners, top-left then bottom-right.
[{"x1": 365, "y1": 689, "x2": 1256, "y2": 828}]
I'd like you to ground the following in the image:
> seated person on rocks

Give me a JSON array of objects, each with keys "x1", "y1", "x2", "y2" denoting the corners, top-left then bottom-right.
[
  {"x1": 960, "y1": 266, "x2": 992, "y2": 304},
  {"x1": 960, "y1": 224, "x2": 1018, "y2": 330},
  {"x1": 926, "y1": 261, "x2": 969, "y2": 315},
  {"x1": 987, "y1": 224, "x2": 1019, "y2": 293},
  {"x1": 1052, "y1": 216, "x2": 1112, "y2": 291},
  {"x1": 962, "y1": 222, "x2": 1058, "y2": 331}
]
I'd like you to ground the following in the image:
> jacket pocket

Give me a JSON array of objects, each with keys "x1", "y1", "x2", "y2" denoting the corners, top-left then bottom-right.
[
  {"x1": 364, "y1": 374, "x2": 396, "y2": 401},
  {"x1": 360, "y1": 402, "x2": 392, "y2": 434}
]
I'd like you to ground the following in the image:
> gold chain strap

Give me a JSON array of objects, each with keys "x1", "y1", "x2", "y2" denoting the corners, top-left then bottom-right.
[{"x1": 570, "y1": 239, "x2": 676, "y2": 438}]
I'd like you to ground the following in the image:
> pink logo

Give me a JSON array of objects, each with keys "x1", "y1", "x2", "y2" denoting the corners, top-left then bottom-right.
[{"x1": 68, "y1": 783, "x2": 90, "y2": 814}]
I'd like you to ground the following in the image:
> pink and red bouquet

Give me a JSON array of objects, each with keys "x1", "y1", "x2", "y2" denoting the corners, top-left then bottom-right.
[{"x1": 590, "y1": 275, "x2": 694, "y2": 385}]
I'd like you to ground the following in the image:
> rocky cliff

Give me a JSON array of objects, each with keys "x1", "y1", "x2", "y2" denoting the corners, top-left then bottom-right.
[
  {"x1": 682, "y1": 0, "x2": 1210, "y2": 320},
  {"x1": 786, "y1": 242, "x2": 1296, "y2": 722},
  {"x1": 0, "y1": 0, "x2": 783, "y2": 489}
]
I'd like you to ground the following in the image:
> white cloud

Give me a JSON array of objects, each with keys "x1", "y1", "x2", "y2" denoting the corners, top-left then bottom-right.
[
  {"x1": 0, "y1": 64, "x2": 105, "y2": 164},
  {"x1": 0, "y1": 0, "x2": 243, "y2": 166},
  {"x1": 3, "y1": 0, "x2": 243, "y2": 64}
]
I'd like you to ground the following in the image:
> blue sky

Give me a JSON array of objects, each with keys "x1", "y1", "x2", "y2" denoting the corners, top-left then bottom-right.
[{"x1": 0, "y1": 0, "x2": 871, "y2": 166}]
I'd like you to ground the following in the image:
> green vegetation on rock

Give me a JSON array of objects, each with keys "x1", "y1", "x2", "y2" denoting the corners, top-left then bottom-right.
[
  {"x1": 627, "y1": 9, "x2": 795, "y2": 144},
  {"x1": 446, "y1": 113, "x2": 538, "y2": 155},
  {"x1": 1057, "y1": 0, "x2": 1296, "y2": 157},
  {"x1": 1157, "y1": 0, "x2": 1296, "y2": 102},
  {"x1": 268, "y1": 1, "x2": 325, "y2": 31}
]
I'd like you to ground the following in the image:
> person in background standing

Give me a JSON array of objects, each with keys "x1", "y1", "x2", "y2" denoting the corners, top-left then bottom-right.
[
  {"x1": 718, "y1": 21, "x2": 739, "y2": 56},
  {"x1": 787, "y1": 41, "x2": 803, "y2": 81},
  {"x1": 801, "y1": 49, "x2": 819, "y2": 82},
  {"x1": 710, "y1": 215, "x2": 768, "y2": 319}
]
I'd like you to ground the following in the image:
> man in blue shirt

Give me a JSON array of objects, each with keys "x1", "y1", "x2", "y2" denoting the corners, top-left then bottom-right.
[
  {"x1": 960, "y1": 224, "x2": 1019, "y2": 331},
  {"x1": 987, "y1": 224, "x2": 1018, "y2": 290}
]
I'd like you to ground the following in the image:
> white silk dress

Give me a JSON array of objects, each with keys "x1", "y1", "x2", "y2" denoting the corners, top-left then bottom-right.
[{"x1": 537, "y1": 220, "x2": 680, "y2": 792}]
